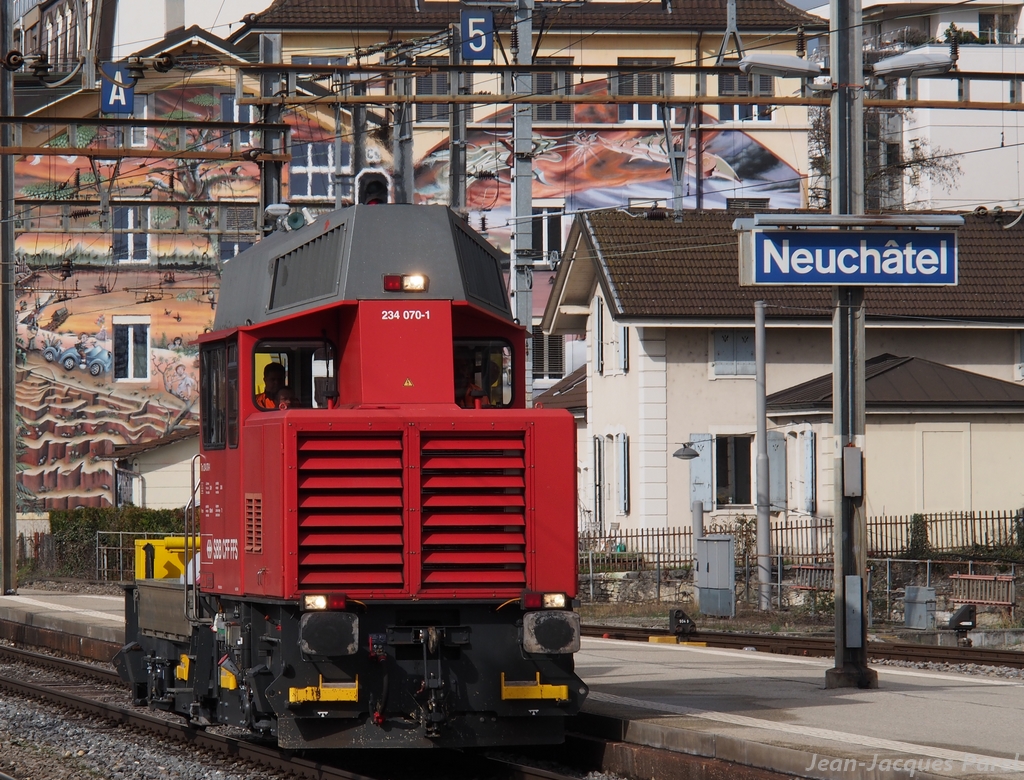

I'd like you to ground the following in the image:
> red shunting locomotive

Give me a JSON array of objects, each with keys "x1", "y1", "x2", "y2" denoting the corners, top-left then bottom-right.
[{"x1": 115, "y1": 205, "x2": 588, "y2": 748}]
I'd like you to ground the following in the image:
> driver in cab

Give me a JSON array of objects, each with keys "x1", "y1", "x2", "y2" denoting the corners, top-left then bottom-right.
[{"x1": 255, "y1": 362, "x2": 287, "y2": 409}]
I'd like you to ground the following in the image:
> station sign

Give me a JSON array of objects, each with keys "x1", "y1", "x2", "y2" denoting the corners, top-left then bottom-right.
[
  {"x1": 461, "y1": 10, "x2": 494, "y2": 61},
  {"x1": 100, "y1": 64, "x2": 134, "y2": 115},
  {"x1": 744, "y1": 229, "x2": 958, "y2": 286}
]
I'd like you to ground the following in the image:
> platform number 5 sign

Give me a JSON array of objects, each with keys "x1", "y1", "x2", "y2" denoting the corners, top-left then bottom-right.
[{"x1": 461, "y1": 10, "x2": 494, "y2": 61}]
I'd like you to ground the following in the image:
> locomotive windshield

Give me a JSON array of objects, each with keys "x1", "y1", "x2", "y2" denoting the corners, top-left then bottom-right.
[
  {"x1": 253, "y1": 340, "x2": 337, "y2": 410},
  {"x1": 454, "y1": 340, "x2": 512, "y2": 408}
]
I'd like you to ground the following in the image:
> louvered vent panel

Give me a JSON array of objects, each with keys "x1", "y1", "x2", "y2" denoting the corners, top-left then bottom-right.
[
  {"x1": 420, "y1": 433, "x2": 527, "y2": 590},
  {"x1": 296, "y1": 434, "x2": 405, "y2": 590},
  {"x1": 245, "y1": 493, "x2": 263, "y2": 553}
]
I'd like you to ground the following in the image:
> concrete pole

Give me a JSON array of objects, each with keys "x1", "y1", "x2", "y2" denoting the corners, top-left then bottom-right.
[
  {"x1": 827, "y1": 0, "x2": 876, "y2": 689},
  {"x1": 1, "y1": 0, "x2": 16, "y2": 594},
  {"x1": 510, "y1": 0, "x2": 534, "y2": 404},
  {"x1": 755, "y1": 301, "x2": 771, "y2": 610}
]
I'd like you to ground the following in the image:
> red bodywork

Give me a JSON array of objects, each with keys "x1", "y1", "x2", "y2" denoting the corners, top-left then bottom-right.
[{"x1": 197, "y1": 299, "x2": 578, "y2": 602}]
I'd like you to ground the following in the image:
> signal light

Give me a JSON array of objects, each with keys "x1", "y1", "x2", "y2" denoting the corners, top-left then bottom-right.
[{"x1": 357, "y1": 171, "x2": 390, "y2": 205}]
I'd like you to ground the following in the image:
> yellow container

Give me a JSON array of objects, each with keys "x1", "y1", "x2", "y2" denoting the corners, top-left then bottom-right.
[{"x1": 134, "y1": 536, "x2": 198, "y2": 581}]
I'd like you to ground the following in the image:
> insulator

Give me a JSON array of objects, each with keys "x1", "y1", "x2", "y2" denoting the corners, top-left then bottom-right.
[
  {"x1": 644, "y1": 208, "x2": 669, "y2": 220},
  {"x1": 510, "y1": 27, "x2": 519, "y2": 52},
  {"x1": 796, "y1": 27, "x2": 806, "y2": 57},
  {"x1": 480, "y1": 214, "x2": 488, "y2": 232}
]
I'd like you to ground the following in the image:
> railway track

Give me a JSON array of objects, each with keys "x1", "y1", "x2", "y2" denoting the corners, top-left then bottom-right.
[
  {"x1": 584, "y1": 624, "x2": 1024, "y2": 668},
  {"x1": 0, "y1": 645, "x2": 582, "y2": 780}
]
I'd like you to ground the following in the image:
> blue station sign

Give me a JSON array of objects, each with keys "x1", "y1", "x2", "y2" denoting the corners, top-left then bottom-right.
[{"x1": 751, "y1": 229, "x2": 958, "y2": 286}]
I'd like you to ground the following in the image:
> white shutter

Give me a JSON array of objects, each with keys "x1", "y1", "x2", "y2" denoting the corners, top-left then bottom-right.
[
  {"x1": 595, "y1": 297, "x2": 604, "y2": 375},
  {"x1": 617, "y1": 324, "x2": 629, "y2": 372}
]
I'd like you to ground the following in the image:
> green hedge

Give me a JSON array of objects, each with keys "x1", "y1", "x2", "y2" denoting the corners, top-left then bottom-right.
[{"x1": 48, "y1": 507, "x2": 190, "y2": 579}]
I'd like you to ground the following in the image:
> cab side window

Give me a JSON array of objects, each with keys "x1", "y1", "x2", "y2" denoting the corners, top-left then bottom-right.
[
  {"x1": 454, "y1": 340, "x2": 513, "y2": 408},
  {"x1": 201, "y1": 344, "x2": 227, "y2": 449},
  {"x1": 253, "y1": 339, "x2": 338, "y2": 411}
]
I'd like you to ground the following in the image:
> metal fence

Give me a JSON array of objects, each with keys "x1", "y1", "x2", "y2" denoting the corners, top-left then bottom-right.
[
  {"x1": 579, "y1": 510, "x2": 1024, "y2": 573},
  {"x1": 95, "y1": 531, "x2": 169, "y2": 582}
]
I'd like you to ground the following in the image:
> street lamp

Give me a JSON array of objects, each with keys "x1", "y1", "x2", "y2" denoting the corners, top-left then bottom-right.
[{"x1": 672, "y1": 443, "x2": 699, "y2": 461}]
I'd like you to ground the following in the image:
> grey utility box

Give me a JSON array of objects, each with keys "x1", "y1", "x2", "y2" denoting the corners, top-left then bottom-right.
[
  {"x1": 696, "y1": 535, "x2": 735, "y2": 618},
  {"x1": 904, "y1": 585, "x2": 937, "y2": 630}
]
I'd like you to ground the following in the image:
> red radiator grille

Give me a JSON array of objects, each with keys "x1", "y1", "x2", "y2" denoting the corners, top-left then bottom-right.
[
  {"x1": 419, "y1": 433, "x2": 527, "y2": 591},
  {"x1": 296, "y1": 434, "x2": 405, "y2": 590}
]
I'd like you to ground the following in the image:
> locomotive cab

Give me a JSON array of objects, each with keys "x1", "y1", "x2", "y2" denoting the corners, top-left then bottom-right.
[{"x1": 116, "y1": 206, "x2": 586, "y2": 749}]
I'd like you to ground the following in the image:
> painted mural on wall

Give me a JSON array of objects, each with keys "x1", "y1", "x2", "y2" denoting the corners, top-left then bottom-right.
[
  {"x1": 415, "y1": 99, "x2": 802, "y2": 250},
  {"x1": 13, "y1": 75, "x2": 271, "y2": 511}
]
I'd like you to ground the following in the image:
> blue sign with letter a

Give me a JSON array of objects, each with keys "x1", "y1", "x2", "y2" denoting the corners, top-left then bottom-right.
[
  {"x1": 100, "y1": 64, "x2": 134, "y2": 115},
  {"x1": 461, "y1": 10, "x2": 494, "y2": 61},
  {"x1": 752, "y1": 229, "x2": 958, "y2": 286}
]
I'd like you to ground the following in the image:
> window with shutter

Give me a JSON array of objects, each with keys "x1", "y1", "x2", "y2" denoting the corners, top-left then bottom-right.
[
  {"x1": 616, "y1": 58, "x2": 673, "y2": 122},
  {"x1": 534, "y1": 58, "x2": 573, "y2": 122},
  {"x1": 718, "y1": 71, "x2": 775, "y2": 122},
  {"x1": 712, "y1": 329, "x2": 755, "y2": 377}
]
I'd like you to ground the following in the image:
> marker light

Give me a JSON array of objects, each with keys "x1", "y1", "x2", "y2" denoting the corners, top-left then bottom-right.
[
  {"x1": 303, "y1": 594, "x2": 328, "y2": 610},
  {"x1": 520, "y1": 591, "x2": 568, "y2": 609},
  {"x1": 301, "y1": 593, "x2": 347, "y2": 611},
  {"x1": 382, "y1": 273, "x2": 429, "y2": 292}
]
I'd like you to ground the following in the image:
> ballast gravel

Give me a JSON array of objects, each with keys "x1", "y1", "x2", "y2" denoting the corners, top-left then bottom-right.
[{"x1": 0, "y1": 694, "x2": 292, "y2": 780}]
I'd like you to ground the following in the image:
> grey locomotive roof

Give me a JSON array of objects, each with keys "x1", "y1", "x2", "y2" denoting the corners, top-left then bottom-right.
[{"x1": 214, "y1": 205, "x2": 511, "y2": 331}]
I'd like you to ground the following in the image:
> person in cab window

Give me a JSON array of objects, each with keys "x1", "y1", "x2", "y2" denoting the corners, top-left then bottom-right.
[
  {"x1": 455, "y1": 357, "x2": 489, "y2": 409},
  {"x1": 255, "y1": 362, "x2": 286, "y2": 409},
  {"x1": 276, "y1": 386, "x2": 296, "y2": 410}
]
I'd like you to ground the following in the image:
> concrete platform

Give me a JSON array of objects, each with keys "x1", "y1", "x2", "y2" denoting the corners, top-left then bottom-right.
[
  {"x1": 1, "y1": 590, "x2": 1021, "y2": 780},
  {"x1": 0, "y1": 589, "x2": 125, "y2": 641},
  {"x1": 576, "y1": 638, "x2": 1024, "y2": 780}
]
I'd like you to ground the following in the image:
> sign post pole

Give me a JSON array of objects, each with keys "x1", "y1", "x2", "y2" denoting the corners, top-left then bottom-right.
[{"x1": 827, "y1": 0, "x2": 877, "y2": 689}]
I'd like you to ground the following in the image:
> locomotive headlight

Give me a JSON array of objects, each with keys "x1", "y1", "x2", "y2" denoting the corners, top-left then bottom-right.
[
  {"x1": 403, "y1": 274, "x2": 427, "y2": 291},
  {"x1": 542, "y1": 593, "x2": 567, "y2": 609},
  {"x1": 303, "y1": 594, "x2": 329, "y2": 611},
  {"x1": 382, "y1": 273, "x2": 429, "y2": 292}
]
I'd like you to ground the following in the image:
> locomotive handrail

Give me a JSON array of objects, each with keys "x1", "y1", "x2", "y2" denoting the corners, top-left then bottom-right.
[{"x1": 184, "y1": 453, "x2": 211, "y2": 625}]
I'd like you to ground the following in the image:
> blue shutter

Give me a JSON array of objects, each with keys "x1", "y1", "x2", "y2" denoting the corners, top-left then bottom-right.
[
  {"x1": 802, "y1": 431, "x2": 816, "y2": 514},
  {"x1": 713, "y1": 330, "x2": 735, "y2": 375},
  {"x1": 768, "y1": 430, "x2": 787, "y2": 511},
  {"x1": 735, "y1": 329, "x2": 755, "y2": 375},
  {"x1": 688, "y1": 433, "x2": 713, "y2": 510}
]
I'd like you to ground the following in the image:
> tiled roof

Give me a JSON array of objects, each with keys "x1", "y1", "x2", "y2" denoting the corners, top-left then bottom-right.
[
  {"x1": 584, "y1": 210, "x2": 1024, "y2": 320},
  {"x1": 535, "y1": 364, "x2": 587, "y2": 412},
  {"x1": 767, "y1": 354, "x2": 1024, "y2": 411},
  {"x1": 109, "y1": 427, "x2": 199, "y2": 460},
  {"x1": 247, "y1": 0, "x2": 820, "y2": 32}
]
